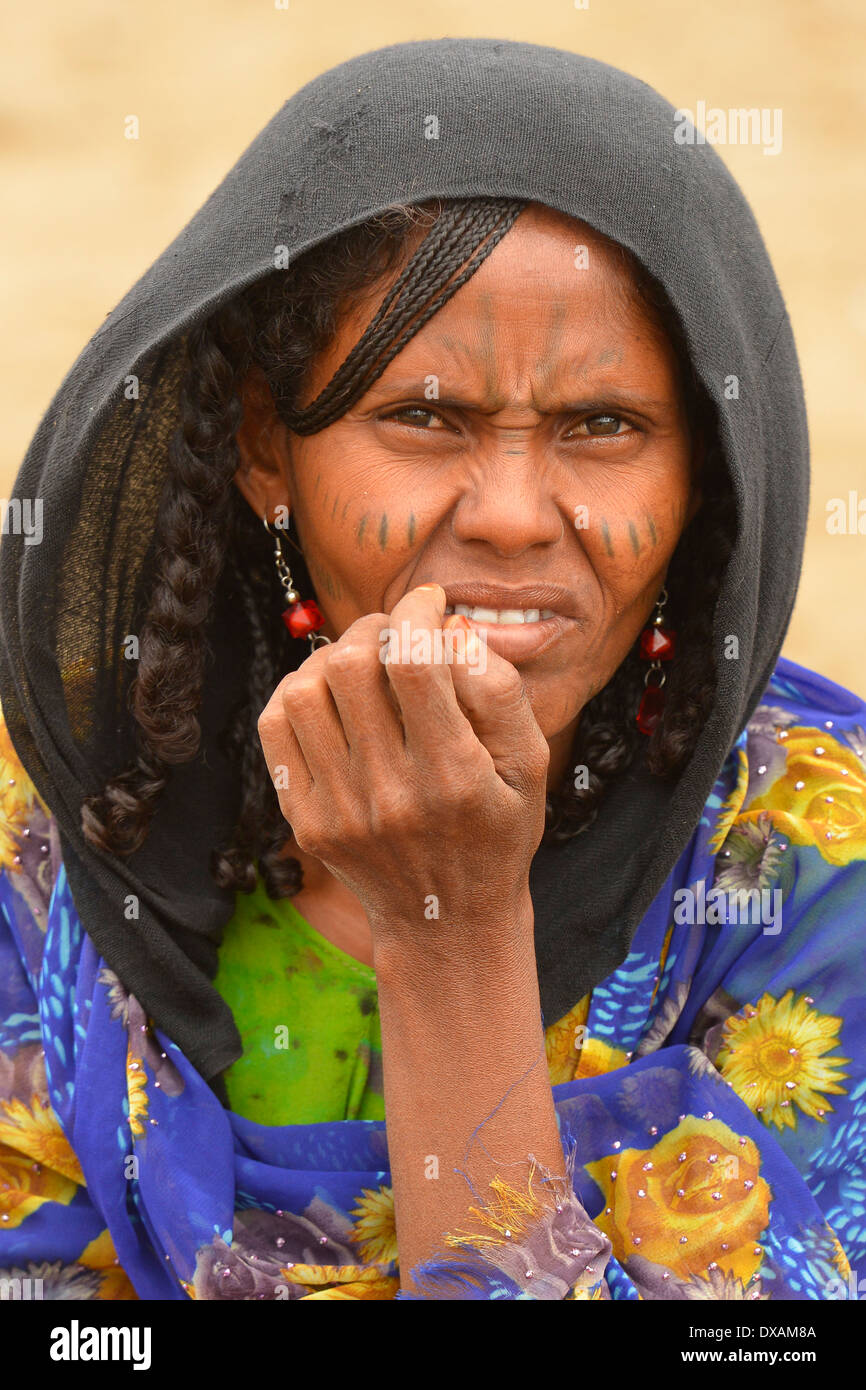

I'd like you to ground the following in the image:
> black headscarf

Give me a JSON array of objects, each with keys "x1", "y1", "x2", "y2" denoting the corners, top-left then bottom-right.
[{"x1": 0, "y1": 38, "x2": 807, "y2": 1086}]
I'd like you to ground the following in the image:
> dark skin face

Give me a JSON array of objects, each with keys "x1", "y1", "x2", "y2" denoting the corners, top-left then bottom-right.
[{"x1": 235, "y1": 203, "x2": 701, "y2": 795}]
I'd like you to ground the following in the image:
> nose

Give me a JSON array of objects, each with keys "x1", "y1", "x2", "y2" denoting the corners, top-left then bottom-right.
[{"x1": 450, "y1": 431, "x2": 565, "y2": 555}]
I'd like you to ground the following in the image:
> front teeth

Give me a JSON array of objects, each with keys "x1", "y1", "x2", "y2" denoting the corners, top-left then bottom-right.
[{"x1": 444, "y1": 605, "x2": 556, "y2": 624}]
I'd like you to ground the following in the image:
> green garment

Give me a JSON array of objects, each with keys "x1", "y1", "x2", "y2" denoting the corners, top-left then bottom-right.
[{"x1": 212, "y1": 875, "x2": 384, "y2": 1126}]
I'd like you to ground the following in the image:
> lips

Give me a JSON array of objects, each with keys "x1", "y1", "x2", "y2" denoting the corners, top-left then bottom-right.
[
  {"x1": 451, "y1": 611, "x2": 574, "y2": 663},
  {"x1": 432, "y1": 582, "x2": 578, "y2": 663},
  {"x1": 437, "y1": 581, "x2": 578, "y2": 619},
  {"x1": 445, "y1": 604, "x2": 557, "y2": 624}
]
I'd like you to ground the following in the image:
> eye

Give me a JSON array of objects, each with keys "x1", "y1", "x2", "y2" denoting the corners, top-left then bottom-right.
[
  {"x1": 380, "y1": 405, "x2": 449, "y2": 430},
  {"x1": 565, "y1": 413, "x2": 630, "y2": 439}
]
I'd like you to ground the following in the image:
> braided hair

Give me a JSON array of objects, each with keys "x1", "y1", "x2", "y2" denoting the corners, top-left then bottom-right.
[{"x1": 81, "y1": 196, "x2": 736, "y2": 896}]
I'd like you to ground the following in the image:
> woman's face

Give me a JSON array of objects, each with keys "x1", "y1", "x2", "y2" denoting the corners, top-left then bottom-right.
[{"x1": 235, "y1": 204, "x2": 700, "y2": 775}]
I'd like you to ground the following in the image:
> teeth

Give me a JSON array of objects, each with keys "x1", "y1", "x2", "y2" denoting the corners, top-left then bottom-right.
[{"x1": 443, "y1": 605, "x2": 557, "y2": 624}]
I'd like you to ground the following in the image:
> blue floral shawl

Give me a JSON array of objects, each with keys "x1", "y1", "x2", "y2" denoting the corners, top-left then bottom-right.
[{"x1": 0, "y1": 656, "x2": 864, "y2": 1300}]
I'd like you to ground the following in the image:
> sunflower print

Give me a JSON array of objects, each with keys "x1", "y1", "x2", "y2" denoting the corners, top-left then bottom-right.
[
  {"x1": 716, "y1": 990, "x2": 850, "y2": 1130},
  {"x1": 349, "y1": 1185, "x2": 397, "y2": 1265}
]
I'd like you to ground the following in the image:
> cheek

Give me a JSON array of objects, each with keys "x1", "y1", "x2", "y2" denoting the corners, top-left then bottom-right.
[
  {"x1": 573, "y1": 456, "x2": 692, "y2": 588},
  {"x1": 288, "y1": 446, "x2": 430, "y2": 614}
]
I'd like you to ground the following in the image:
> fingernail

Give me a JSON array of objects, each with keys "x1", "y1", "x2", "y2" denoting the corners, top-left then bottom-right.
[
  {"x1": 443, "y1": 613, "x2": 471, "y2": 631},
  {"x1": 415, "y1": 583, "x2": 446, "y2": 601}
]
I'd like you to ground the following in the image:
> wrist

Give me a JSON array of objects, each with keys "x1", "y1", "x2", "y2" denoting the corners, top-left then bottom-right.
[{"x1": 371, "y1": 887, "x2": 536, "y2": 996}]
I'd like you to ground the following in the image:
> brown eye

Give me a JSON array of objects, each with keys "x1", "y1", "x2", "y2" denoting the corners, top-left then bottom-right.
[
  {"x1": 563, "y1": 413, "x2": 630, "y2": 440},
  {"x1": 585, "y1": 414, "x2": 623, "y2": 436},
  {"x1": 385, "y1": 406, "x2": 446, "y2": 429}
]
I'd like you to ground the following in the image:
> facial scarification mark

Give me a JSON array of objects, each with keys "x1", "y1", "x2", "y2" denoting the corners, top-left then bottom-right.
[
  {"x1": 341, "y1": 499, "x2": 350, "y2": 522},
  {"x1": 628, "y1": 521, "x2": 641, "y2": 557},
  {"x1": 601, "y1": 519, "x2": 614, "y2": 558},
  {"x1": 356, "y1": 512, "x2": 368, "y2": 546},
  {"x1": 534, "y1": 301, "x2": 569, "y2": 394},
  {"x1": 407, "y1": 512, "x2": 416, "y2": 546},
  {"x1": 647, "y1": 515, "x2": 658, "y2": 546},
  {"x1": 378, "y1": 513, "x2": 388, "y2": 550},
  {"x1": 308, "y1": 554, "x2": 340, "y2": 601},
  {"x1": 476, "y1": 293, "x2": 508, "y2": 410},
  {"x1": 331, "y1": 493, "x2": 340, "y2": 521}
]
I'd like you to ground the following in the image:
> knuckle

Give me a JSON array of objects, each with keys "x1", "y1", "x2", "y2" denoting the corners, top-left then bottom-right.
[
  {"x1": 280, "y1": 676, "x2": 318, "y2": 708},
  {"x1": 327, "y1": 641, "x2": 374, "y2": 675},
  {"x1": 338, "y1": 612, "x2": 390, "y2": 646},
  {"x1": 257, "y1": 705, "x2": 280, "y2": 741},
  {"x1": 289, "y1": 817, "x2": 325, "y2": 858}
]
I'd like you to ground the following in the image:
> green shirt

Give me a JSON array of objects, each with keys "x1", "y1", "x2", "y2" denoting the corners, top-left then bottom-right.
[{"x1": 213, "y1": 874, "x2": 384, "y2": 1126}]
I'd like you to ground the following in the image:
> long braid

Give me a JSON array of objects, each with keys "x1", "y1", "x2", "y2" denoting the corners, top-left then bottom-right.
[
  {"x1": 210, "y1": 520, "x2": 302, "y2": 898},
  {"x1": 81, "y1": 299, "x2": 255, "y2": 854}
]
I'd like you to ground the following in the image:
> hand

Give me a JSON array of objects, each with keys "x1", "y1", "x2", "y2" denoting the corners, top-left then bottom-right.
[{"x1": 256, "y1": 583, "x2": 549, "y2": 955}]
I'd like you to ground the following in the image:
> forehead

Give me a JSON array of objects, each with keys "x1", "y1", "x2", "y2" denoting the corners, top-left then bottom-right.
[{"x1": 311, "y1": 204, "x2": 676, "y2": 396}]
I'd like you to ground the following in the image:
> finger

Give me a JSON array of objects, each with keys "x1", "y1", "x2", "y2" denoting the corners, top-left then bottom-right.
[
  {"x1": 257, "y1": 696, "x2": 313, "y2": 803},
  {"x1": 276, "y1": 664, "x2": 350, "y2": 784},
  {"x1": 445, "y1": 617, "x2": 549, "y2": 797},
  {"x1": 320, "y1": 614, "x2": 408, "y2": 776},
  {"x1": 383, "y1": 584, "x2": 478, "y2": 767}
]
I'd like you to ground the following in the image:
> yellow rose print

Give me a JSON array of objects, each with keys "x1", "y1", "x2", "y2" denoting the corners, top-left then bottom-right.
[
  {"x1": 742, "y1": 727, "x2": 866, "y2": 867},
  {"x1": 586, "y1": 1116, "x2": 770, "y2": 1284}
]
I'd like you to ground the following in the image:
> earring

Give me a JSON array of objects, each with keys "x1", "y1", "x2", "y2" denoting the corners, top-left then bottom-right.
[
  {"x1": 636, "y1": 586, "x2": 675, "y2": 735},
  {"x1": 263, "y1": 514, "x2": 331, "y2": 651}
]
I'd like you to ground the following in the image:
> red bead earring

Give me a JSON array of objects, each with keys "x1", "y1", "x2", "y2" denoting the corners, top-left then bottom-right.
[
  {"x1": 636, "y1": 586, "x2": 675, "y2": 735},
  {"x1": 264, "y1": 514, "x2": 331, "y2": 652}
]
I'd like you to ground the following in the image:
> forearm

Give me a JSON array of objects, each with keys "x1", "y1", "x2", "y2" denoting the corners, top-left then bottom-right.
[{"x1": 372, "y1": 892, "x2": 567, "y2": 1292}]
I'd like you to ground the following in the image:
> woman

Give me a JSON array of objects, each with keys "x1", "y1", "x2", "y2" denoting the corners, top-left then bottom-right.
[{"x1": 0, "y1": 37, "x2": 862, "y2": 1300}]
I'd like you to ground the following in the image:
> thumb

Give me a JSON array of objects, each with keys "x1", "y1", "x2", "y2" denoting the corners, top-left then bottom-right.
[{"x1": 443, "y1": 616, "x2": 549, "y2": 797}]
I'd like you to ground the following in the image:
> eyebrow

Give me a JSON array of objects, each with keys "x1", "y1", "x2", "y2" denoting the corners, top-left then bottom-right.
[{"x1": 363, "y1": 380, "x2": 673, "y2": 414}]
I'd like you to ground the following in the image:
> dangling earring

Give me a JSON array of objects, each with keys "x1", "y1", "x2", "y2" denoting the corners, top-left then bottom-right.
[
  {"x1": 636, "y1": 586, "x2": 675, "y2": 735},
  {"x1": 263, "y1": 514, "x2": 331, "y2": 651}
]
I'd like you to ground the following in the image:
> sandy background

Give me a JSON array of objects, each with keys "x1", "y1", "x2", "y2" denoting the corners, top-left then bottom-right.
[{"x1": 2, "y1": 0, "x2": 864, "y2": 693}]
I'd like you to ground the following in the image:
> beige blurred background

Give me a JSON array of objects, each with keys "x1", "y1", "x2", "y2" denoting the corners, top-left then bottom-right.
[{"x1": 2, "y1": 0, "x2": 864, "y2": 692}]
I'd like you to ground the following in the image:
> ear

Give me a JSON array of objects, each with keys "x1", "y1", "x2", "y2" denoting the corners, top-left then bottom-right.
[{"x1": 233, "y1": 366, "x2": 293, "y2": 519}]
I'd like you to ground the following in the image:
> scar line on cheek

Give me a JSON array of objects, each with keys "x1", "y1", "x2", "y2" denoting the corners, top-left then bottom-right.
[{"x1": 601, "y1": 519, "x2": 614, "y2": 558}]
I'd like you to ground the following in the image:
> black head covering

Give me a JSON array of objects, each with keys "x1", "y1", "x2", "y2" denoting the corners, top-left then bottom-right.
[{"x1": 0, "y1": 38, "x2": 807, "y2": 1084}]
